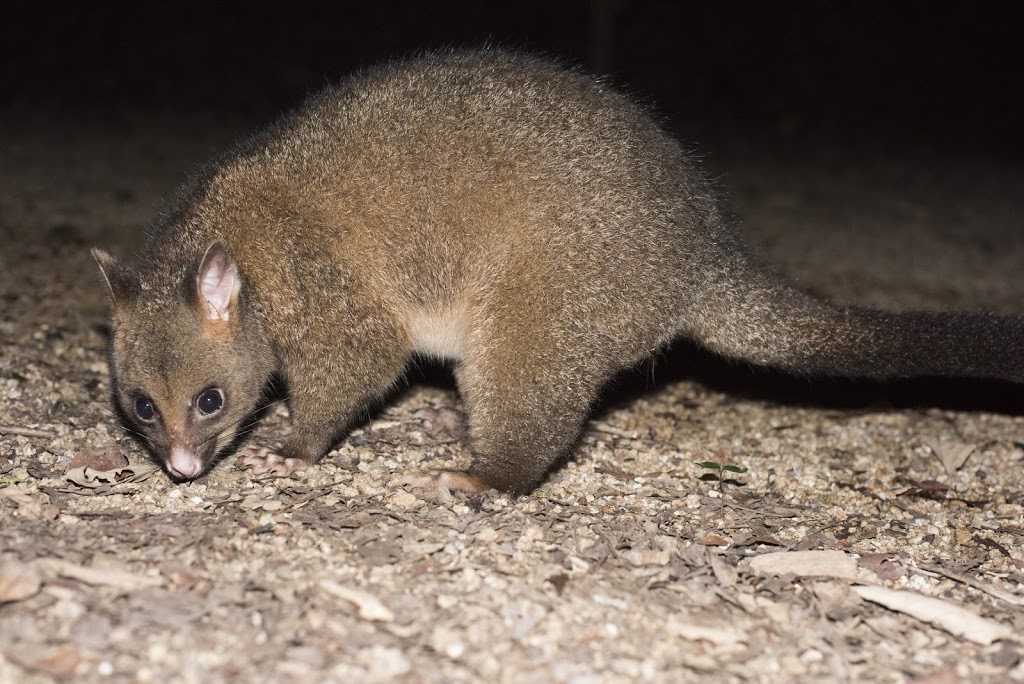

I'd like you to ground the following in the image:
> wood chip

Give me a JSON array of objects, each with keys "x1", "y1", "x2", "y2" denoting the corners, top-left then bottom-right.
[{"x1": 748, "y1": 550, "x2": 860, "y2": 580}]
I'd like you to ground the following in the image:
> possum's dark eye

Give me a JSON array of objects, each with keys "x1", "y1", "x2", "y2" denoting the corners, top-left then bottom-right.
[
  {"x1": 134, "y1": 396, "x2": 157, "y2": 422},
  {"x1": 196, "y1": 388, "x2": 224, "y2": 416}
]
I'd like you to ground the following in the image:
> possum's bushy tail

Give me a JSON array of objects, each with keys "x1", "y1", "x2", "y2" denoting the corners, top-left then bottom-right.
[{"x1": 688, "y1": 256, "x2": 1024, "y2": 383}]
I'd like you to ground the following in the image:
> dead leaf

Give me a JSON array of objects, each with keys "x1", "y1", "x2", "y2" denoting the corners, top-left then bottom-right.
[
  {"x1": 0, "y1": 561, "x2": 42, "y2": 603},
  {"x1": 0, "y1": 484, "x2": 59, "y2": 520},
  {"x1": 909, "y1": 666, "x2": 959, "y2": 684},
  {"x1": 68, "y1": 443, "x2": 128, "y2": 471},
  {"x1": 63, "y1": 463, "x2": 159, "y2": 488},
  {"x1": 159, "y1": 560, "x2": 203, "y2": 589},
  {"x1": 926, "y1": 436, "x2": 976, "y2": 474},
  {"x1": 696, "y1": 533, "x2": 730, "y2": 546},
  {"x1": 6, "y1": 643, "x2": 80, "y2": 679},
  {"x1": 859, "y1": 553, "x2": 905, "y2": 581},
  {"x1": 319, "y1": 580, "x2": 394, "y2": 622},
  {"x1": 547, "y1": 573, "x2": 570, "y2": 595},
  {"x1": 731, "y1": 533, "x2": 783, "y2": 548},
  {"x1": 414, "y1": 407, "x2": 464, "y2": 441},
  {"x1": 810, "y1": 581, "x2": 859, "y2": 621},
  {"x1": 621, "y1": 545, "x2": 672, "y2": 566},
  {"x1": 709, "y1": 552, "x2": 738, "y2": 588},
  {"x1": 853, "y1": 585, "x2": 1021, "y2": 645},
  {"x1": 794, "y1": 530, "x2": 829, "y2": 551}
]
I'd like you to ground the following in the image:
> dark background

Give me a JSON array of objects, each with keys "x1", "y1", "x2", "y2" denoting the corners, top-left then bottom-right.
[{"x1": 3, "y1": 1, "x2": 1022, "y2": 160}]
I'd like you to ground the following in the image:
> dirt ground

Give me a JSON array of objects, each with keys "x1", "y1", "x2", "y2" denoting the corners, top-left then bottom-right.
[{"x1": 1, "y1": 110, "x2": 1023, "y2": 683}]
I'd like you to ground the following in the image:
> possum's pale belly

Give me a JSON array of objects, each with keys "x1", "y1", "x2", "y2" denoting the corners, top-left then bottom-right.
[{"x1": 407, "y1": 305, "x2": 468, "y2": 361}]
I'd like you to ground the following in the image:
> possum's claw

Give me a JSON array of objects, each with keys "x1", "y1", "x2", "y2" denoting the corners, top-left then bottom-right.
[{"x1": 236, "y1": 448, "x2": 308, "y2": 477}]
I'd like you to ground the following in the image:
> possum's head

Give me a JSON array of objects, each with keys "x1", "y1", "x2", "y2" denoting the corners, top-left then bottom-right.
[{"x1": 92, "y1": 242, "x2": 276, "y2": 480}]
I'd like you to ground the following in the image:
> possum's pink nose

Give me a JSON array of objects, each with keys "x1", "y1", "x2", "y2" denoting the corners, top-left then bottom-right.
[{"x1": 167, "y1": 446, "x2": 202, "y2": 479}]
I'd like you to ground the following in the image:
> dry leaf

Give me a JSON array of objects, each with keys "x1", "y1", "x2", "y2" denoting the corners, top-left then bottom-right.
[
  {"x1": 6, "y1": 643, "x2": 81, "y2": 679},
  {"x1": 547, "y1": 573, "x2": 570, "y2": 595},
  {"x1": 748, "y1": 550, "x2": 860, "y2": 580},
  {"x1": 240, "y1": 494, "x2": 262, "y2": 510},
  {"x1": 795, "y1": 531, "x2": 829, "y2": 551},
  {"x1": 68, "y1": 443, "x2": 129, "y2": 471},
  {"x1": 0, "y1": 561, "x2": 42, "y2": 603},
  {"x1": 926, "y1": 436, "x2": 976, "y2": 474},
  {"x1": 853, "y1": 585, "x2": 1020, "y2": 645},
  {"x1": 810, "y1": 581, "x2": 859, "y2": 621},
  {"x1": 909, "y1": 666, "x2": 959, "y2": 684},
  {"x1": 696, "y1": 533, "x2": 730, "y2": 546},
  {"x1": 159, "y1": 560, "x2": 203, "y2": 589},
  {"x1": 414, "y1": 407, "x2": 464, "y2": 440},
  {"x1": 63, "y1": 463, "x2": 159, "y2": 488},
  {"x1": 0, "y1": 485, "x2": 59, "y2": 520},
  {"x1": 731, "y1": 533, "x2": 784, "y2": 548},
  {"x1": 319, "y1": 580, "x2": 395, "y2": 622},
  {"x1": 621, "y1": 546, "x2": 672, "y2": 566},
  {"x1": 709, "y1": 553, "x2": 738, "y2": 588},
  {"x1": 858, "y1": 553, "x2": 905, "y2": 581}
]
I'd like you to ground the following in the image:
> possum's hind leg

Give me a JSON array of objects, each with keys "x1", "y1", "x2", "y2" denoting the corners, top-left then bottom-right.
[
  {"x1": 460, "y1": 354, "x2": 604, "y2": 494},
  {"x1": 409, "y1": 285, "x2": 611, "y2": 496}
]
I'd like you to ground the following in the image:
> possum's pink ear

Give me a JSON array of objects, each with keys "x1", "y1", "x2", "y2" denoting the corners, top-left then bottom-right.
[
  {"x1": 92, "y1": 248, "x2": 139, "y2": 307},
  {"x1": 196, "y1": 241, "x2": 240, "y2": 324}
]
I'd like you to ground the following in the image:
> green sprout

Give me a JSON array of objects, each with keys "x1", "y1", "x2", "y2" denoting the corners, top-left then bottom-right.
[{"x1": 695, "y1": 460, "x2": 748, "y2": 494}]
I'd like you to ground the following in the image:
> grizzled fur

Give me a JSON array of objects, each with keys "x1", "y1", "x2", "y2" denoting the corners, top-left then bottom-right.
[{"x1": 94, "y1": 48, "x2": 1024, "y2": 493}]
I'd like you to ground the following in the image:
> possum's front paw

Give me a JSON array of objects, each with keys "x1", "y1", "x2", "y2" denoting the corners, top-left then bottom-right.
[
  {"x1": 400, "y1": 470, "x2": 493, "y2": 498},
  {"x1": 236, "y1": 448, "x2": 309, "y2": 477}
]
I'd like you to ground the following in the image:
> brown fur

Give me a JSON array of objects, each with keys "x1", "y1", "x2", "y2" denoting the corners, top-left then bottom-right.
[{"x1": 93, "y1": 48, "x2": 1024, "y2": 493}]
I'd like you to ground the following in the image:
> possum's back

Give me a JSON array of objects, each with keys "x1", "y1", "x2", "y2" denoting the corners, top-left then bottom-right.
[
  {"x1": 159, "y1": 49, "x2": 732, "y2": 357},
  {"x1": 279, "y1": 51, "x2": 717, "y2": 305},
  {"x1": 259, "y1": 48, "x2": 716, "y2": 247}
]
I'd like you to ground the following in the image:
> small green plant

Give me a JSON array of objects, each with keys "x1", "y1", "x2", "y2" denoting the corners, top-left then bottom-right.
[{"x1": 696, "y1": 460, "x2": 748, "y2": 494}]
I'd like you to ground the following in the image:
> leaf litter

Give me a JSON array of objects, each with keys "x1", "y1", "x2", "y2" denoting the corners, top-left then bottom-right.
[{"x1": 1, "y1": 116, "x2": 1023, "y2": 682}]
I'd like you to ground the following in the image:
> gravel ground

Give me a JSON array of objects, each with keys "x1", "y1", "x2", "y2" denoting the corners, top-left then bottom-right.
[{"x1": 1, "y1": 111, "x2": 1023, "y2": 683}]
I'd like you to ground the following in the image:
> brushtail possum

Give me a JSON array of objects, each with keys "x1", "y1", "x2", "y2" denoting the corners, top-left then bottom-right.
[{"x1": 92, "y1": 48, "x2": 1023, "y2": 494}]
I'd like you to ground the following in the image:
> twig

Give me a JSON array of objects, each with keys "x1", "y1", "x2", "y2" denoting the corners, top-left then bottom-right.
[
  {"x1": 588, "y1": 422, "x2": 640, "y2": 440},
  {"x1": 283, "y1": 480, "x2": 356, "y2": 510},
  {"x1": 0, "y1": 425, "x2": 57, "y2": 439},
  {"x1": 917, "y1": 563, "x2": 1024, "y2": 607}
]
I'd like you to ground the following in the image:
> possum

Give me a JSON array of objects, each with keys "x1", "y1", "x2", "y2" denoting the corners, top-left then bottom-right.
[{"x1": 92, "y1": 48, "x2": 1023, "y2": 494}]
